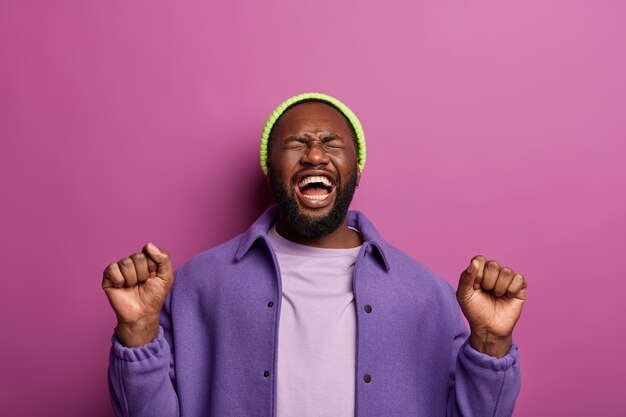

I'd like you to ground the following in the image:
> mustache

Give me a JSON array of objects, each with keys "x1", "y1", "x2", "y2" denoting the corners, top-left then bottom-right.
[{"x1": 267, "y1": 166, "x2": 359, "y2": 239}]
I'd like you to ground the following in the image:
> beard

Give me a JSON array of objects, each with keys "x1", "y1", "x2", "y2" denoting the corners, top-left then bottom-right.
[{"x1": 268, "y1": 166, "x2": 359, "y2": 239}]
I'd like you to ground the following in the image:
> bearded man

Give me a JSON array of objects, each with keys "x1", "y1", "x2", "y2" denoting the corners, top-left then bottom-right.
[{"x1": 102, "y1": 93, "x2": 527, "y2": 417}]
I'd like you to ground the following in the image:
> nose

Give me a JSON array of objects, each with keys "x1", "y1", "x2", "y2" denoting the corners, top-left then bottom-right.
[{"x1": 300, "y1": 141, "x2": 330, "y2": 167}]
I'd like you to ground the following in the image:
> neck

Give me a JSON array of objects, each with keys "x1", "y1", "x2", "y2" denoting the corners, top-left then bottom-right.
[{"x1": 275, "y1": 215, "x2": 363, "y2": 249}]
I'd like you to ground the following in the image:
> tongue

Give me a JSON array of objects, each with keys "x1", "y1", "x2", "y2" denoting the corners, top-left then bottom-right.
[{"x1": 302, "y1": 186, "x2": 329, "y2": 196}]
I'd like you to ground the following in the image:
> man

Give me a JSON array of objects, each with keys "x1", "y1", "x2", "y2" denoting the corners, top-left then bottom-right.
[{"x1": 102, "y1": 93, "x2": 527, "y2": 417}]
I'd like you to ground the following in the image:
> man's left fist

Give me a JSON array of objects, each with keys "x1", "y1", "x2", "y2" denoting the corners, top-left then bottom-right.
[{"x1": 456, "y1": 255, "x2": 527, "y2": 358}]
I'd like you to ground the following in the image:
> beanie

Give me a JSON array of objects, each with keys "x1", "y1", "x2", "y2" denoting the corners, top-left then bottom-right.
[{"x1": 260, "y1": 92, "x2": 366, "y2": 175}]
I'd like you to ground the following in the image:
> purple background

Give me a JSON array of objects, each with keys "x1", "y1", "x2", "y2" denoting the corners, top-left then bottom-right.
[{"x1": 1, "y1": 1, "x2": 625, "y2": 416}]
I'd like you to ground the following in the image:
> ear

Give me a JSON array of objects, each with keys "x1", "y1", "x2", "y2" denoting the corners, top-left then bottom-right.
[{"x1": 356, "y1": 166, "x2": 361, "y2": 187}]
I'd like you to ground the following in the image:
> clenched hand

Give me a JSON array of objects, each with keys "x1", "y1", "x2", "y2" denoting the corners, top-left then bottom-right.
[
  {"x1": 102, "y1": 242, "x2": 174, "y2": 347},
  {"x1": 456, "y1": 255, "x2": 527, "y2": 358}
]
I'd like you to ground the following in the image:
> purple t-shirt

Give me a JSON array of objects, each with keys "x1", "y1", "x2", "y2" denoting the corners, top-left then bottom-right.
[{"x1": 267, "y1": 225, "x2": 361, "y2": 417}]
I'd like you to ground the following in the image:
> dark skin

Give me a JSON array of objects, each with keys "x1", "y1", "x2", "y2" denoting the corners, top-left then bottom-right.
[
  {"x1": 267, "y1": 102, "x2": 363, "y2": 249},
  {"x1": 102, "y1": 101, "x2": 527, "y2": 357}
]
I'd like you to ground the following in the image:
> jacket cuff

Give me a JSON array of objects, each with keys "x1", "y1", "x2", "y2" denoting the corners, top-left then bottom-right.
[
  {"x1": 111, "y1": 326, "x2": 166, "y2": 362},
  {"x1": 461, "y1": 338, "x2": 520, "y2": 371}
]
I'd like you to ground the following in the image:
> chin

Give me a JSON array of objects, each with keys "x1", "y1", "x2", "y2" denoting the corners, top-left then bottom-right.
[{"x1": 268, "y1": 167, "x2": 358, "y2": 239}]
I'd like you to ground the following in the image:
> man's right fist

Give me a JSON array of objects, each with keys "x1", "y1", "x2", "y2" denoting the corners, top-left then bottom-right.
[{"x1": 102, "y1": 242, "x2": 174, "y2": 347}]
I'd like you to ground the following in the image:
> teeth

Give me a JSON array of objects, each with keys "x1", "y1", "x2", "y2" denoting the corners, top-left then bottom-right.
[
  {"x1": 302, "y1": 193, "x2": 330, "y2": 200},
  {"x1": 298, "y1": 175, "x2": 332, "y2": 188}
]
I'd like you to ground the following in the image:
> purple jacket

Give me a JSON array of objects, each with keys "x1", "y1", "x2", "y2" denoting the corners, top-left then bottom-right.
[{"x1": 108, "y1": 205, "x2": 521, "y2": 417}]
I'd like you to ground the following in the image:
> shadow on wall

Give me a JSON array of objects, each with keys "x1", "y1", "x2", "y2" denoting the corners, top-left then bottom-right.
[
  {"x1": 195, "y1": 145, "x2": 277, "y2": 245},
  {"x1": 240, "y1": 167, "x2": 276, "y2": 225}
]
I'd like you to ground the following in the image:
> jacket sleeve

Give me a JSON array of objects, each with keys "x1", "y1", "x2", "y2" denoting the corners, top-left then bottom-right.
[
  {"x1": 446, "y1": 287, "x2": 522, "y2": 417},
  {"x1": 107, "y1": 291, "x2": 179, "y2": 417}
]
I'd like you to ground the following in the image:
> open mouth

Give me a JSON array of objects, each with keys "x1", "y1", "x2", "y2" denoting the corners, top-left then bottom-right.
[{"x1": 294, "y1": 174, "x2": 336, "y2": 207}]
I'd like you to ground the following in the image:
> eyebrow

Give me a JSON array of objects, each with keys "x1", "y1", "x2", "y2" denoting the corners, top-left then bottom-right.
[
  {"x1": 322, "y1": 134, "x2": 343, "y2": 141},
  {"x1": 283, "y1": 133, "x2": 345, "y2": 142}
]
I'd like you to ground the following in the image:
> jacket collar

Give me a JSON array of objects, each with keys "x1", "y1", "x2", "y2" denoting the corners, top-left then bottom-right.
[{"x1": 234, "y1": 204, "x2": 391, "y2": 271}]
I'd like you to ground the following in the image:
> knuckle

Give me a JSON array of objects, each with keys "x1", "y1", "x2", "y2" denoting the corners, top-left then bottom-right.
[
  {"x1": 118, "y1": 257, "x2": 133, "y2": 266},
  {"x1": 130, "y1": 252, "x2": 145, "y2": 261},
  {"x1": 486, "y1": 260, "x2": 500, "y2": 269},
  {"x1": 501, "y1": 267, "x2": 513, "y2": 276},
  {"x1": 103, "y1": 263, "x2": 114, "y2": 275},
  {"x1": 472, "y1": 255, "x2": 486, "y2": 263}
]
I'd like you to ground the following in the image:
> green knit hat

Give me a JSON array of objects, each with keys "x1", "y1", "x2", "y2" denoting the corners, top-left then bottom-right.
[{"x1": 260, "y1": 92, "x2": 366, "y2": 175}]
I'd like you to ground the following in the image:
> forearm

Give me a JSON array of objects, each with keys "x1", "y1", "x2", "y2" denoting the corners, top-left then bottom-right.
[
  {"x1": 108, "y1": 327, "x2": 179, "y2": 417},
  {"x1": 115, "y1": 315, "x2": 160, "y2": 348},
  {"x1": 448, "y1": 338, "x2": 521, "y2": 417},
  {"x1": 469, "y1": 331, "x2": 512, "y2": 359}
]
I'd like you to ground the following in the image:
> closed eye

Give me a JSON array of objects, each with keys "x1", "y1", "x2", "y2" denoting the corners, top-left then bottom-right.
[
  {"x1": 284, "y1": 136, "x2": 307, "y2": 147},
  {"x1": 323, "y1": 135, "x2": 344, "y2": 148}
]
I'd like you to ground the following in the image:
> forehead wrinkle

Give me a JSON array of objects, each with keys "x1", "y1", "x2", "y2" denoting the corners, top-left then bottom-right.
[{"x1": 284, "y1": 129, "x2": 347, "y2": 140}]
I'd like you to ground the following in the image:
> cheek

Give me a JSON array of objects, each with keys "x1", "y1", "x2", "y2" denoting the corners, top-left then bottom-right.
[
  {"x1": 331, "y1": 150, "x2": 358, "y2": 171},
  {"x1": 271, "y1": 149, "x2": 303, "y2": 173},
  {"x1": 268, "y1": 155, "x2": 295, "y2": 185}
]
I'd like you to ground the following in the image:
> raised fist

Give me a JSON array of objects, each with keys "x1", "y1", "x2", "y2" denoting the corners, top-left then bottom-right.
[
  {"x1": 102, "y1": 242, "x2": 174, "y2": 347},
  {"x1": 456, "y1": 255, "x2": 527, "y2": 358}
]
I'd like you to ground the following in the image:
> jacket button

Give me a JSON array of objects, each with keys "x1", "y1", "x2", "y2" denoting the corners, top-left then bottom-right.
[
  {"x1": 267, "y1": 301, "x2": 273, "y2": 307},
  {"x1": 264, "y1": 371, "x2": 270, "y2": 377},
  {"x1": 363, "y1": 374, "x2": 372, "y2": 383},
  {"x1": 364, "y1": 304, "x2": 372, "y2": 313}
]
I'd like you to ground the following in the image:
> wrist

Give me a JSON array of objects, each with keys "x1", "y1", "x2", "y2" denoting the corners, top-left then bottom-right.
[
  {"x1": 469, "y1": 330, "x2": 513, "y2": 358},
  {"x1": 116, "y1": 316, "x2": 160, "y2": 348}
]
